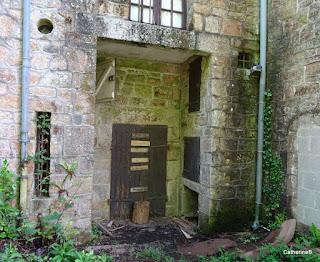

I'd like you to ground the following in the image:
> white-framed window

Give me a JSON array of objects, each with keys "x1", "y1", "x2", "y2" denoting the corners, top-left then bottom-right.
[{"x1": 130, "y1": 0, "x2": 186, "y2": 29}]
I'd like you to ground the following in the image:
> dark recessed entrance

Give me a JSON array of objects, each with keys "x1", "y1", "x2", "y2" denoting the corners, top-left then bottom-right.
[{"x1": 110, "y1": 124, "x2": 167, "y2": 219}]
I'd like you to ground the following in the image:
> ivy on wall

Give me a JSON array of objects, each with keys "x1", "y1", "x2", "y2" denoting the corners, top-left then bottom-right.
[{"x1": 262, "y1": 90, "x2": 285, "y2": 228}]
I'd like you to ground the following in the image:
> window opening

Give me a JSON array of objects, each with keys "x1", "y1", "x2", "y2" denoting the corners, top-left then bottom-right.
[
  {"x1": 183, "y1": 137, "x2": 200, "y2": 183},
  {"x1": 34, "y1": 112, "x2": 51, "y2": 197},
  {"x1": 237, "y1": 51, "x2": 251, "y2": 69},
  {"x1": 188, "y1": 57, "x2": 202, "y2": 113},
  {"x1": 130, "y1": 0, "x2": 186, "y2": 29}
]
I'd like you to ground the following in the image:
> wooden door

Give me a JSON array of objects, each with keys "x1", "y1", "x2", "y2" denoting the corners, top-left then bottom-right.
[{"x1": 110, "y1": 124, "x2": 167, "y2": 219}]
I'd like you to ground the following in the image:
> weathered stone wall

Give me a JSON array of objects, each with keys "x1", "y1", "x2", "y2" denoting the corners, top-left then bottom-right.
[
  {"x1": 0, "y1": 0, "x2": 260, "y2": 238},
  {"x1": 0, "y1": 0, "x2": 97, "y2": 241},
  {"x1": 268, "y1": 0, "x2": 320, "y2": 227},
  {"x1": 94, "y1": 56, "x2": 182, "y2": 219},
  {"x1": 295, "y1": 116, "x2": 320, "y2": 228},
  {"x1": 179, "y1": 0, "x2": 260, "y2": 232}
]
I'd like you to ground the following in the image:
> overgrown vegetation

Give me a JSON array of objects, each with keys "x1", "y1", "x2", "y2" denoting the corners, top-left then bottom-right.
[
  {"x1": 262, "y1": 90, "x2": 285, "y2": 229},
  {"x1": 0, "y1": 160, "x2": 113, "y2": 261}
]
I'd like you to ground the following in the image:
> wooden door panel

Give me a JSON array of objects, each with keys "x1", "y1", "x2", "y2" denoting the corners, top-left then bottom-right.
[{"x1": 110, "y1": 124, "x2": 167, "y2": 219}]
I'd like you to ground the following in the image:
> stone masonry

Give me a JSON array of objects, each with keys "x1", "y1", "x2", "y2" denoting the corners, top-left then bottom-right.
[
  {"x1": 0, "y1": 0, "x2": 261, "y2": 241},
  {"x1": 268, "y1": 0, "x2": 320, "y2": 228}
]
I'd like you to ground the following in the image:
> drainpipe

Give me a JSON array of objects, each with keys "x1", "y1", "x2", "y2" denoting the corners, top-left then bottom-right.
[
  {"x1": 252, "y1": 0, "x2": 267, "y2": 231},
  {"x1": 20, "y1": 0, "x2": 31, "y2": 215}
]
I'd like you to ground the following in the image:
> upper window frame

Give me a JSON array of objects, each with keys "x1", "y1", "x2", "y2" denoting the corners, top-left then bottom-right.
[{"x1": 129, "y1": 0, "x2": 187, "y2": 30}]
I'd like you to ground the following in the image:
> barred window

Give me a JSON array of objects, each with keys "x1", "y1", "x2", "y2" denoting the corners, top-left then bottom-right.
[
  {"x1": 34, "y1": 112, "x2": 51, "y2": 197},
  {"x1": 238, "y1": 52, "x2": 251, "y2": 69},
  {"x1": 130, "y1": 0, "x2": 186, "y2": 29}
]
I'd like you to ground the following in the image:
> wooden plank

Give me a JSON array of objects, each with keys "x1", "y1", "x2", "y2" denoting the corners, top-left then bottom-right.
[
  {"x1": 132, "y1": 158, "x2": 149, "y2": 163},
  {"x1": 130, "y1": 186, "x2": 148, "y2": 193},
  {"x1": 130, "y1": 165, "x2": 149, "y2": 171},
  {"x1": 131, "y1": 140, "x2": 151, "y2": 147},
  {"x1": 132, "y1": 133, "x2": 149, "y2": 139},
  {"x1": 93, "y1": 219, "x2": 113, "y2": 236},
  {"x1": 131, "y1": 147, "x2": 149, "y2": 153}
]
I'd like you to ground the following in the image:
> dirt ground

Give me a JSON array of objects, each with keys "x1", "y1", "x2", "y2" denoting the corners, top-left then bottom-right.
[
  {"x1": 0, "y1": 218, "x2": 265, "y2": 261},
  {"x1": 86, "y1": 218, "x2": 264, "y2": 261}
]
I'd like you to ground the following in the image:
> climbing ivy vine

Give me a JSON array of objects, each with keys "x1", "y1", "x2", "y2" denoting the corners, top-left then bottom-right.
[{"x1": 262, "y1": 90, "x2": 285, "y2": 229}]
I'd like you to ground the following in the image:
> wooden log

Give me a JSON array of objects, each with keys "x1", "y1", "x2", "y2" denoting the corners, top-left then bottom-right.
[
  {"x1": 93, "y1": 219, "x2": 113, "y2": 236},
  {"x1": 132, "y1": 201, "x2": 150, "y2": 224}
]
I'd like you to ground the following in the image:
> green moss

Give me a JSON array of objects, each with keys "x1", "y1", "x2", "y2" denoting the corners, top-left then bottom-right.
[
  {"x1": 97, "y1": 56, "x2": 107, "y2": 64},
  {"x1": 126, "y1": 74, "x2": 146, "y2": 83},
  {"x1": 211, "y1": 202, "x2": 253, "y2": 233}
]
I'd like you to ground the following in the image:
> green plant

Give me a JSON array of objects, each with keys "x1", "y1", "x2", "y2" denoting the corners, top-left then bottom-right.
[
  {"x1": 136, "y1": 247, "x2": 163, "y2": 261},
  {"x1": 309, "y1": 223, "x2": 320, "y2": 247},
  {"x1": 46, "y1": 240, "x2": 78, "y2": 262},
  {"x1": 0, "y1": 243, "x2": 24, "y2": 262},
  {"x1": 238, "y1": 232, "x2": 261, "y2": 244},
  {"x1": 0, "y1": 160, "x2": 19, "y2": 239},
  {"x1": 92, "y1": 224, "x2": 103, "y2": 242},
  {"x1": 262, "y1": 90, "x2": 285, "y2": 228},
  {"x1": 0, "y1": 161, "x2": 38, "y2": 241},
  {"x1": 75, "y1": 250, "x2": 114, "y2": 262}
]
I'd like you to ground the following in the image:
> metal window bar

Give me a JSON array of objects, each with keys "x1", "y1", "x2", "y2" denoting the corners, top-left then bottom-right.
[
  {"x1": 238, "y1": 52, "x2": 251, "y2": 69},
  {"x1": 34, "y1": 112, "x2": 51, "y2": 197}
]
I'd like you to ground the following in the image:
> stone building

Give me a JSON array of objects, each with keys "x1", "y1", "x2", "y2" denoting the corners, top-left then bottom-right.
[{"x1": 5, "y1": 0, "x2": 319, "y2": 242}]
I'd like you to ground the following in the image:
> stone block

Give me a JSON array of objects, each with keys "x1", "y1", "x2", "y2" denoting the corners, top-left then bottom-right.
[
  {"x1": 30, "y1": 53, "x2": 50, "y2": 70},
  {"x1": 75, "y1": 13, "x2": 94, "y2": 35},
  {"x1": 39, "y1": 71, "x2": 72, "y2": 88},
  {"x1": 221, "y1": 18, "x2": 242, "y2": 37},
  {"x1": 74, "y1": 92, "x2": 95, "y2": 114},
  {"x1": 0, "y1": 95, "x2": 20, "y2": 109},
  {"x1": 68, "y1": 49, "x2": 88, "y2": 71},
  {"x1": 167, "y1": 160, "x2": 181, "y2": 180},
  {"x1": 0, "y1": 69, "x2": 18, "y2": 84},
  {"x1": 51, "y1": 114, "x2": 72, "y2": 125},
  {"x1": 0, "y1": 15, "x2": 17, "y2": 37},
  {"x1": 297, "y1": 188, "x2": 315, "y2": 208},
  {"x1": 64, "y1": 126, "x2": 94, "y2": 155},
  {"x1": 205, "y1": 16, "x2": 221, "y2": 34},
  {"x1": 93, "y1": 184, "x2": 110, "y2": 201},
  {"x1": 166, "y1": 180, "x2": 179, "y2": 206},
  {"x1": 30, "y1": 86, "x2": 56, "y2": 97},
  {"x1": 167, "y1": 143, "x2": 180, "y2": 161},
  {"x1": 51, "y1": 56, "x2": 67, "y2": 70},
  {"x1": 193, "y1": 13, "x2": 203, "y2": 31},
  {"x1": 78, "y1": 196, "x2": 92, "y2": 217}
]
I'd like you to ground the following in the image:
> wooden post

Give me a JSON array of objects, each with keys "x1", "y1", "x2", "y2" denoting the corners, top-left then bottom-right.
[{"x1": 132, "y1": 201, "x2": 150, "y2": 224}]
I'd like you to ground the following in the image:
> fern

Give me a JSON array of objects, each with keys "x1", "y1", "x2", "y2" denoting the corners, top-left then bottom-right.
[{"x1": 310, "y1": 223, "x2": 320, "y2": 247}]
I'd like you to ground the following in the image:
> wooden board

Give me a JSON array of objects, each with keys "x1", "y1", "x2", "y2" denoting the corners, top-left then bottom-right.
[
  {"x1": 132, "y1": 133, "x2": 149, "y2": 139},
  {"x1": 130, "y1": 187, "x2": 148, "y2": 193},
  {"x1": 130, "y1": 165, "x2": 149, "y2": 171},
  {"x1": 132, "y1": 158, "x2": 149, "y2": 163},
  {"x1": 131, "y1": 140, "x2": 151, "y2": 147},
  {"x1": 131, "y1": 148, "x2": 149, "y2": 153}
]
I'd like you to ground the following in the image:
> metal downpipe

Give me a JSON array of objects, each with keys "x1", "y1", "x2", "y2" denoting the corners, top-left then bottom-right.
[
  {"x1": 20, "y1": 0, "x2": 31, "y2": 214},
  {"x1": 252, "y1": 0, "x2": 267, "y2": 231}
]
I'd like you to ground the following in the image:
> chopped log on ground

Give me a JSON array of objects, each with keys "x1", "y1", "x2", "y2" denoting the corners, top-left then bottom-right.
[
  {"x1": 132, "y1": 201, "x2": 150, "y2": 224},
  {"x1": 107, "y1": 220, "x2": 113, "y2": 228},
  {"x1": 93, "y1": 219, "x2": 113, "y2": 236},
  {"x1": 177, "y1": 239, "x2": 237, "y2": 256}
]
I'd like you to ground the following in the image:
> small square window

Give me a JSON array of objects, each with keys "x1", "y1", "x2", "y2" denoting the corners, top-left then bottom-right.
[{"x1": 237, "y1": 51, "x2": 251, "y2": 69}]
